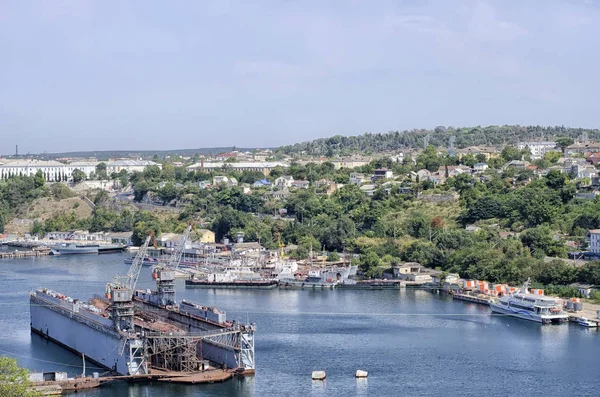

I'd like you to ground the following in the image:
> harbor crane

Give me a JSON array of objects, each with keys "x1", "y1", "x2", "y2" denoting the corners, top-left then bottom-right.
[
  {"x1": 106, "y1": 233, "x2": 154, "y2": 331},
  {"x1": 152, "y1": 224, "x2": 194, "y2": 307}
]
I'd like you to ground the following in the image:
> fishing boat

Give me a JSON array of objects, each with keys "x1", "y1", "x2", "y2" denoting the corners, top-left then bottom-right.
[{"x1": 489, "y1": 279, "x2": 568, "y2": 324}]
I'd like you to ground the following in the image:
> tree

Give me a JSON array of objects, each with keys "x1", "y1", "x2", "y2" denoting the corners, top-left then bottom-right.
[
  {"x1": 0, "y1": 356, "x2": 40, "y2": 397},
  {"x1": 33, "y1": 170, "x2": 45, "y2": 189},
  {"x1": 359, "y1": 250, "x2": 382, "y2": 278},
  {"x1": 71, "y1": 169, "x2": 86, "y2": 183},
  {"x1": 556, "y1": 137, "x2": 574, "y2": 154},
  {"x1": 95, "y1": 162, "x2": 108, "y2": 179}
]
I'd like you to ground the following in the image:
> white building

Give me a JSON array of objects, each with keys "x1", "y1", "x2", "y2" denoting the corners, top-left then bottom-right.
[
  {"x1": 66, "y1": 161, "x2": 100, "y2": 179},
  {"x1": 275, "y1": 175, "x2": 294, "y2": 188},
  {"x1": 587, "y1": 230, "x2": 600, "y2": 254},
  {"x1": 517, "y1": 141, "x2": 557, "y2": 160},
  {"x1": 0, "y1": 159, "x2": 69, "y2": 182},
  {"x1": 106, "y1": 160, "x2": 162, "y2": 174}
]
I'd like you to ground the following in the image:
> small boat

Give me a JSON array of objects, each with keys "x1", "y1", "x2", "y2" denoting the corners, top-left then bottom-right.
[{"x1": 576, "y1": 317, "x2": 598, "y2": 328}]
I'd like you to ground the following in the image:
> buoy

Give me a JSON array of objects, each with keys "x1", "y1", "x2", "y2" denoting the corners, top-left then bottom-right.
[
  {"x1": 312, "y1": 371, "x2": 326, "y2": 380},
  {"x1": 355, "y1": 370, "x2": 368, "y2": 378}
]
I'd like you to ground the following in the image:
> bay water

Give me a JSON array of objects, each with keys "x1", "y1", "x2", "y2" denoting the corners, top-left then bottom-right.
[{"x1": 1, "y1": 253, "x2": 599, "y2": 396}]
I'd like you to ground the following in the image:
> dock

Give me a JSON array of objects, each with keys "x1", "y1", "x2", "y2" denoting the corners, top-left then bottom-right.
[
  {"x1": 452, "y1": 292, "x2": 492, "y2": 305},
  {"x1": 30, "y1": 369, "x2": 235, "y2": 394},
  {"x1": 0, "y1": 248, "x2": 50, "y2": 259}
]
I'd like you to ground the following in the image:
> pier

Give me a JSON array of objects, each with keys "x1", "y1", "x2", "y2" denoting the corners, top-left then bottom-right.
[{"x1": 0, "y1": 248, "x2": 50, "y2": 259}]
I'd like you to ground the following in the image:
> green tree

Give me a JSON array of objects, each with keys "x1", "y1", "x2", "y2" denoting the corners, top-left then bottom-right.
[
  {"x1": 71, "y1": 169, "x2": 86, "y2": 183},
  {"x1": 95, "y1": 162, "x2": 108, "y2": 179},
  {"x1": 0, "y1": 355, "x2": 40, "y2": 397},
  {"x1": 33, "y1": 170, "x2": 45, "y2": 189},
  {"x1": 556, "y1": 137, "x2": 574, "y2": 154}
]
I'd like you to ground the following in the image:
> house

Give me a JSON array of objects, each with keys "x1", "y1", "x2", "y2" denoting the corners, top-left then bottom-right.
[
  {"x1": 359, "y1": 184, "x2": 376, "y2": 196},
  {"x1": 586, "y1": 229, "x2": 600, "y2": 254},
  {"x1": 291, "y1": 180, "x2": 310, "y2": 189},
  {"x1": 198, "y1": 180, "x2": 211, "y2": 189},
  {"x1": 195, "y1": 229, "x2": 215, "y2": 244},
  {"x1": 349, "y1": 173, "x2": 370, "y2": 185},
  {"x1": 570, "y1": 283, "x2": 596, "y2": 298},
  {"x1": 432, "y1": 273, "x2": 460, "y2": 285},
  {"x1": 275, "y1": 175, "x2": 294, "y2": 188},
  {"x1": 586, "y1": 153, "x2": 600, "y2": 165},
  {"x1": 314, "y1": 178, "x2": 334, "y2": 188},
  {"x1": 212, "y1": 176, "x2": 229, "y2": 185},
  {"x1": 372, "y1": 168, "x2": 394, "y2": 181},
  {"x1": 264, "y1": 189, "x2": 291, "y2": 201},
  {"x1": 105, "y1": 231, "x2": 133, "y2": 246},
  {"x1": 415, "y1": 169, "x2": 431, "y2": 181},
  {"x1": 473, "y1": 163, "x2": 488, "y2": 173},
  {"x1": 502, "y1": 160, "x2": 530, "y2": 170},
  {"x1": 253, "y1": 179, "x2": 271, "y2": 187},
  {"x1": 517, "y1": 141, "x2": 557, "y2": 160},
  {"x1": 566, "y1": 142, "x2": 600, "y2": 156},
  {"x1": 465, "y1": 225, "x2": 481, "y2": 233},
  {"x1": 393, "y1": 262, "x2": 424, "y2": 278}
]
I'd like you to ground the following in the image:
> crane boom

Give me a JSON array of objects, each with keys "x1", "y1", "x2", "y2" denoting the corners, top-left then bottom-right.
[
  {"x1": 167, "y1": 224, "x2": 193, "y2": 271},
  {"x1": 126, "y1": 235, "x2": 153, "y2": 296}
]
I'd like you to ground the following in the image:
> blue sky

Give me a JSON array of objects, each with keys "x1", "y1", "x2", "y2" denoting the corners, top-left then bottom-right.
[{"x1": 1, "y1": 0, "x2": 599, "y2": 153}]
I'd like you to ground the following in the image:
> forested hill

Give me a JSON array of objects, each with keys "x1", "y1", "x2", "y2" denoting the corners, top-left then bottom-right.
[{"x1": 275, "y1": 125, "x2": 600, "y2": 156}]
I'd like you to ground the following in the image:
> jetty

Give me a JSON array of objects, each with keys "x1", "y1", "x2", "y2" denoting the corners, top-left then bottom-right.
[{"x1": 0, "y1": 248, "x2": 50, "y2": 259}]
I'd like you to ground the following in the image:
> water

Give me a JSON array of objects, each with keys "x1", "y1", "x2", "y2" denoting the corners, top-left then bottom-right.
[{"x1": 1, "y1": 253, "x2": 599, "y2": 396}]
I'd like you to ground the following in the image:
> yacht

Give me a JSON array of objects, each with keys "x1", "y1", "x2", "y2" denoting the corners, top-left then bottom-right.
[{"x1": 489, "y1": 279, "x2": 568, "y2": 324}]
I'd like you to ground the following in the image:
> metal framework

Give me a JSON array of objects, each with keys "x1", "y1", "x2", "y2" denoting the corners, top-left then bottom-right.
[{"x1": 153, "y1": 224, "x2": 193, "y2": 306}]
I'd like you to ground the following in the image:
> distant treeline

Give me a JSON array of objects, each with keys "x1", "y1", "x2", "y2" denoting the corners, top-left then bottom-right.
[
  {"x1": 4, "y1": 147, "x2": 260, "y2": 161},
  {"x1": 276, "y1": 125, "x2": 600, "y2": 157}
]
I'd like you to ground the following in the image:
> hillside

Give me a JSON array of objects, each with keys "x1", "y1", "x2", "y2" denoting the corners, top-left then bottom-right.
[
  {"x1": 275, "y1": 125, "x2": 600, "y2": 156},
  {"x1": 5, "y1": 197, "x2": 94, "y2": 235}
]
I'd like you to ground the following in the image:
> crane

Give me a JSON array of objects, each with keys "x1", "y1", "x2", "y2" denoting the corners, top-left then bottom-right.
[
  {"x1": 151, "y1": 224, "x2": 193, "y2": 307},
  {"x1": 105, "y1": 233, "x2": 154, "y2": 331}
]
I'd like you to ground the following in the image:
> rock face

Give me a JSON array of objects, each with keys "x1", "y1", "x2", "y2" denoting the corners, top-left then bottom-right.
[{"x1": 311, "y1": 371, "x2": 326, "y2": 380}]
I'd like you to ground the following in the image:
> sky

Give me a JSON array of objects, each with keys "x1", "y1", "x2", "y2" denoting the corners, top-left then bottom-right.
[{"x1": 1, "y1": 0, "x2": 599, "y2": 153}]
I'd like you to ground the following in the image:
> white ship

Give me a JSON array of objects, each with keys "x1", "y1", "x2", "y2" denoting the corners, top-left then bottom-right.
[{"x1": 489, "y1": 279, "x2": 568, "y2": 324}]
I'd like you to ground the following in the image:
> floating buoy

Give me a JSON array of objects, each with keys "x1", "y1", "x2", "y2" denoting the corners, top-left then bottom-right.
[
  {"x1": 312, "y1": 371, "x2": 326, "y2": 380},
  {"x1": 355, "y1": 370, "x2": 368, "y2": 378}
]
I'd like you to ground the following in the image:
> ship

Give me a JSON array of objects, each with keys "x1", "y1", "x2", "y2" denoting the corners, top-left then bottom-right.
[
  {"x1": 31, "y1": 233, "x2": 256, "y2": 377},
  {"x1": 186, "y1": 278, "x2": 278, "y2": 289},
  {"x1": 50, "y1": 243, "x2": 124, "y2": 255},
  {"x1": 124, "y1": 256, "x2": 160, "y2": 266},
  {"x1": 186, "y1": 269, "x2": 278, "y2": 289},
  {"x1": 489, "y1": 279, "x2": 568, "y2": 324}
]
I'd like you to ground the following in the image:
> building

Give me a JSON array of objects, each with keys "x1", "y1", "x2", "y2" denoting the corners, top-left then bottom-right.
[
  {"x1": 274, "y1": 176, "x2": 294, "y2": 188},
  {"x1": 186, "y1": 161, "x2": 288, "y2": 176},
  {"x1": 212, "y1": 176, "x2": 238, "y2": 186},
  {"x1": 517, "y1": 142, "x2": 557, "y2": 160},
  {"x1": 586, "y1": 230, "x2": 600, "y2": 254},
  {"x1": 473, "y1": 163, "x2": 488, "y2": 173},
  {"x1": 349, "y1": 173, "x2": 370, "y2": 185},
  {"x1": 291, "y1": 180, "x2": 310, "y2": 189},
  {"x1": 0, "y1": 159, "x2": 70, "y2": 182},
  {"x1": 159, "y1": 233, "x2": 192, "y2": 249},
  {"x1": 372, "y1": 168, "x2": 394, "y2": 181},
  {"x1": 195, "y1": 229, "x2": 215, "y2": 244},
  {"x1": 106, "y1": 160, "x2": 162, "y2": 174},
  {"x1": 566, "y1": 142, "x2": 600, "y2": 156},
  {"x1": 331, "y1": 157, "x2": 371, "y2": 170},
  {"x1": 105, "y1": 232, "x2": 133, "y2": 245},
  {"x1": 252, "y1": 179, "x2": 271, "y2": 187}
]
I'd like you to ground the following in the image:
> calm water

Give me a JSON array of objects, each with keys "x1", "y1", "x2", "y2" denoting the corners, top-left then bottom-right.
[{"x1": 1, "y1": 253, "x2": 599, "y2": 396}]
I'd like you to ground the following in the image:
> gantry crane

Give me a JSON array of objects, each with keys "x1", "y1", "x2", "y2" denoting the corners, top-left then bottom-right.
[
  {"x1": 151, "y1": 224, "x2": 193, "y2": 307},
  {"x1": 106, "y1": 234, "x2": 154, "y2": 331}
]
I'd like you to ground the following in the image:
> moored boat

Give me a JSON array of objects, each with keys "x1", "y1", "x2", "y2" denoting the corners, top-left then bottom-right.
[
  {"x1": 489, "y1": 279, "x2": 568, "y2": 324},
  {"x1": 576, "y1": 317, "x2": 598, "y2": 328}
]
